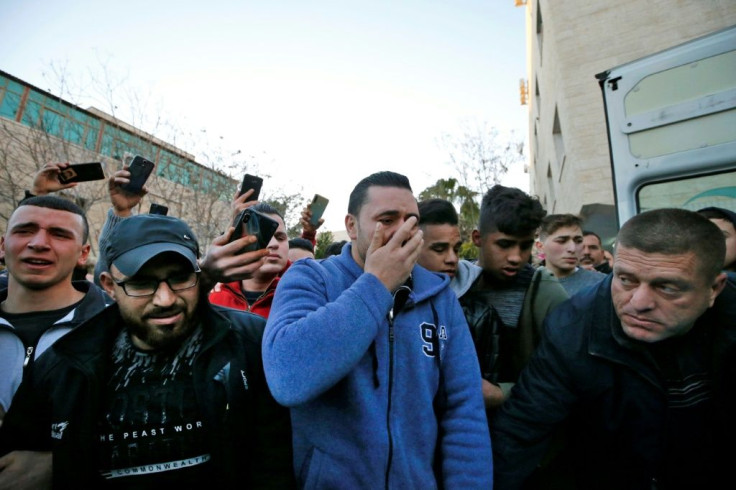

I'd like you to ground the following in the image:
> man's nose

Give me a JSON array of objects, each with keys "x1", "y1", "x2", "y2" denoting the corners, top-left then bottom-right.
[
  {"x1": 508, "y1": 246, "x2": 523, "y2": 264},
  {"x1": 27, "y1": 230, "x2": 51, "y2": 249},
  {"x1": 152, "y1": 280, "x2": 178, "y2": 306},
  {"x1": 629, "y1": 285, "x2": 655, "y2": 311}
]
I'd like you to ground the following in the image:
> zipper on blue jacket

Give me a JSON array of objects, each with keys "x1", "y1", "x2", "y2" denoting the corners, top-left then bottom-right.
[
  {"x1": 385, "y1": 284, "x2": 411, "y2": 489},
  {"x1": 23, "y1": 346, "x2": 33, "y2": 367},
  {"x1": 385, "y1": 308, "x2": 396, "y2": 490}
]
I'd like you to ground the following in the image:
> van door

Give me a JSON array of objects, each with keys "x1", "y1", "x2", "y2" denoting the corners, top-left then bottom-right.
[{"x1": 596, "y1": 25, "x2": 736, "y2": 227}]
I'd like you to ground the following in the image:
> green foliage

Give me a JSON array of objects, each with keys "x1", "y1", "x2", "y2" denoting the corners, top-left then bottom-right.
[
  {"x1": 418, "y1": 177, "x2": 479, "y2": 255},
  {"x1": 314, "y1": 230, "x2": 335, "y2": 259},
  {"x1": 459, "y1": 241, "x2": 478, "y2": 261},
  {"x1": 266, "y1": 193, "x2": 308, "y2": 237}
]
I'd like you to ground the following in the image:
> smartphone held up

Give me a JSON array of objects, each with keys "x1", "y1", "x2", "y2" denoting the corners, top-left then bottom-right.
[
  {"x1": 58, "y1": 162, "x2": 106, "y2": 184},
  {"x1": 149, "y1": 203, "x2": 169, "y2": 216},
  {"x1": 309, "y1": 194, "x2": 329, "y2": 226},
  {"x1": 121, "y1": 155, "x2": 155, "y2": 194},
  {"x1": 240, "y1": 174, "x2": 263, "y2": 202},
  {"x1": 229, "y1": 208, "x2": 279, "y2": 254}
]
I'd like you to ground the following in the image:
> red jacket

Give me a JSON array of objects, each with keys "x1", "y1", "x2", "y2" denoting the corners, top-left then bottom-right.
[{"x1": 208, "y1": 262, "x2": 291, "y2": 319}]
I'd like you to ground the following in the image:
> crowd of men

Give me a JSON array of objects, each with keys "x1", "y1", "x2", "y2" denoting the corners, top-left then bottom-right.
[{"x1": 0, "y1": 160, "x2": 735, "y2": 489}]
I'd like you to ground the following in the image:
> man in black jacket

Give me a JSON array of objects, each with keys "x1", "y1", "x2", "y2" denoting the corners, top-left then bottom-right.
[
  {"x1": 0, "y1": 214, "x2": 294, "y2": 489},
  {"x1": 492, "y1": 208, "x2": 736, "y2": 489}
]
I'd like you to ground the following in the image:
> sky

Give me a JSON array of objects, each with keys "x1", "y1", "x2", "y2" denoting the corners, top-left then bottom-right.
[{"x1": 0, "y1": 0, "x2": 530, "y2": 232}]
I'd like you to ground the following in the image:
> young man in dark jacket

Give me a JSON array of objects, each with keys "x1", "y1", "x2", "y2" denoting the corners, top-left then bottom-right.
[
  {"x1": 0, "y1": 195, "x2": 111, "y2": 420},
  {"x1": 0, "y1": 214, "x2": 294, "y2": 489},
  {"x1": 492, "y1": 208, "x2": 736, "y2": 489},
  {"x1": 450, "y1": 186, "x2": 568, "y2": 410}
]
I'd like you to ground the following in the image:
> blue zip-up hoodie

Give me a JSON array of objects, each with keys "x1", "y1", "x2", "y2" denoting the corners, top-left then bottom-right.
[{"x1": 263, "y1": 244, "x2": 493, "y2": 489}]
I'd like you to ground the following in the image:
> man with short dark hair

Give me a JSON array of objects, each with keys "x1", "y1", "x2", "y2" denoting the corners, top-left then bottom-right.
[
  {"x1": 0, "y1": 214, "x2": 294, "y2": 488},
  {"x1": 0, "y1": 196, "x2": 110, "y2": 419},
  {"x1": 263, "y1": 171, "x2": 492, "y2": 488},
  {"x1": 288, "y1": 237, "x2": 314, "y2": 262},
  {"x1": 417, "y1": 198, "x2": 463, "y2": 278},
  {"x1": 452, "y1": 185, "x2": 568, "y2": 410},
  {"x1": 492, "y1": 208, "x2": 736, "y2": 488},
  {"x1": 580, "y1": 230, "x2": 612, "y2": 274},
  {"x1": 537, "y1": 214, "x2": 606, "y2": 296}
]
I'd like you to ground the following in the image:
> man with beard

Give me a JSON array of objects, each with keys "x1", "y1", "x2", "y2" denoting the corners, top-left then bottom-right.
[
  {"x1": 580, "y1": 230, "x2": 612, "y2": 274},
  {"x1": 0, "y1": 214, "x2": 294, "y2": 489}
]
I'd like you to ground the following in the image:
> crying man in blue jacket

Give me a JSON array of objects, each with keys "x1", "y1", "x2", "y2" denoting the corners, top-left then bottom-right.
[{"x1": 263, "y1": 170, "x2": 493, "y2": 489}]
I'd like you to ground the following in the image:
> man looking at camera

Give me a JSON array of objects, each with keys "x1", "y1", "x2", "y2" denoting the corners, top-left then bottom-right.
[{"x1": 0, "y1": 214, "x2": 293, "y2": 488}]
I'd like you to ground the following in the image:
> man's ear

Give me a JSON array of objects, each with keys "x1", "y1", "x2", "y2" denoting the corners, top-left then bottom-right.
[
  {"x1": 77, "y1": 244, "x2": 91, "y2": 267},
  {"x1": 471, "y1": 229, "x2": 481, "y2": 247},
  {"x1": 708, "y1": 272, "x2": 728, "y2": 307},
  {"x1": 99, "y1": 272, "x2": 117, "y2": 300},
  {"x1": 345, "y1": 214, "x2": 358, "y2": 241}
]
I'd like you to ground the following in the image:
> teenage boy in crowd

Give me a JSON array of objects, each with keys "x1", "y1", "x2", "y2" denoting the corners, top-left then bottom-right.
[
  {"x1": 263, "y1": 171, "x2": 492, "y2": 488},
  {"x1": 451, "y1": 185, "x2": 568, "y2": 411},
  {"x1": 492, "y1": 208, "x2": 736, "y2": 488},
  {"x1": 416, "y1": 198, "x2": 463, "y2": 278},
  {"x1": 0, "y1": 214, "x2": 294, "y2": 488},
  {"x1": 536, "y1": 214, "x2": 606, "y2": 296},
  {"x1": 209, "y1": 203, "x2": 290, "y2": 318}
]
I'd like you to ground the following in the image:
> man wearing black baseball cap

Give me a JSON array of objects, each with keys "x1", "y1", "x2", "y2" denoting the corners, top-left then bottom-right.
[{"x1": 0, "y1": 214, "x2": 294, "y2": 488}]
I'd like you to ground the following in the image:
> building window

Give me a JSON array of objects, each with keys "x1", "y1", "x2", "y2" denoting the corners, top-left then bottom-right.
[
  {"x1": 547, "y1": 163, "x2": 556, "y2": 210},
  {"x1": 536, "y1": 1, "x2": 544, "y2": 63},
  {"x1": 552, "y1": 106, "x2": 566, "y2": 176}
]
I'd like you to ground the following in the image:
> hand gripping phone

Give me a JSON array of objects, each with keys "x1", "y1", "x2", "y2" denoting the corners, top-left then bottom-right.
[
  {"x1": 120, "y1": 155, "x2": 155, "y2": 194},
  {"x1": 239, "y1": 174, "x2": 263, "y2": 202},
  {"x1": 309, "y1": 194, "x2": 329, "y2": 226},
  {"x1": 58, "y1": 162, "x2": 105, "y2": 184},
  {"x1": 230, "y1": 208, "x2": 279, "y2": 253}
]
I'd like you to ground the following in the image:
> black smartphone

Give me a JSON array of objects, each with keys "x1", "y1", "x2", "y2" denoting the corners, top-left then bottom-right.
[
  {"x1": 121, "y1": 156, "x2": 155, "y2": 194},
  {"x1": 309, "y1": 194, "x2": 329, "y2": 226},
  {"x1": 230, "y1": 208, "x2": 279, "y2": 253},
  {"x1": 239, "y1": 174, "x2": 263, "y2": 202},
  {"x1": 149, "y1": 203, "x2": 169, "y2": 216},
  {"x1": 58, "y1": 162, "x2": 105, "y2": 184}
]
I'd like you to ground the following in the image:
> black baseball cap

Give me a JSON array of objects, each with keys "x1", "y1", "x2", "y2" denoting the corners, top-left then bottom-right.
[{"x1": 105, "y1": 214, "x2": 200, "y2": 277}]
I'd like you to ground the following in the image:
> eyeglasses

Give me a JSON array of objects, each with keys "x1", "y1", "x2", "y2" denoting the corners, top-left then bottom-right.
[{"x1": 112, "y1": 271, "x2": 200, "y2": 297}]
